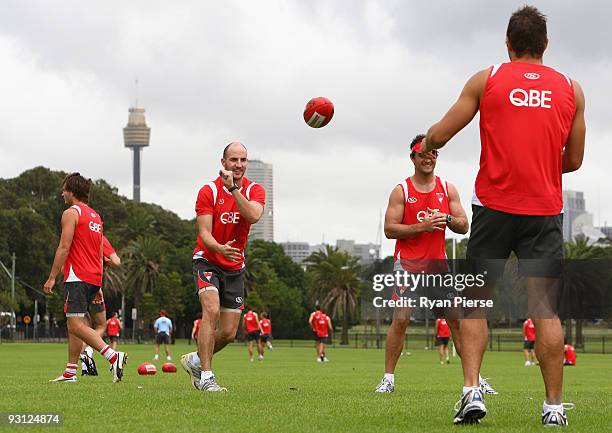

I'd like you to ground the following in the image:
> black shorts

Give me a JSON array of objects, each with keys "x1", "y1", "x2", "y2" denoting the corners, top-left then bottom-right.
[
  {"x1": 246, "y1": 331, "x2": 260, "y2": 342},
  {"x1": 109, "y1": 335, "x2": 120, "y2": 343},
  {"x1": 435, "y1": 336, "x2": 450, "y2": 346},
  {"x1": 260, "y1": 334, "x2": 271, "y2": 343},
  {"x1": 467, "y1": 205, "x2": 563, "y2": 278},
  {"x1": 64, "y1": 282, "x2": 101, "y2": 317},
  {"x1": 156, "y1": 332, "x2": 171, "y2": 345},
  {"x1": 88, "y1": 301, "x2": 106, "y2": 315},
  {"x1": 193, "y1": 259, "x2": 245, "y2": 310},
  {"x1": 315, "y1": 336, "x2": 328, "y2": 343},
  {"x1": 524, "y1": 340, "x2": 535, "y2": 350}
]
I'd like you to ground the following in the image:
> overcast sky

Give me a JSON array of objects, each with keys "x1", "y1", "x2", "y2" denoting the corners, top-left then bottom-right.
[{"x1": 1, "y1": 0, "x2": 610, "y2": 257}]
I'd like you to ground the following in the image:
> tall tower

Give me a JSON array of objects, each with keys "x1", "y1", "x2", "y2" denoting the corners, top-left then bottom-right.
[
  {"x1": 123, "y1": 107, "x2": 151, "y2": 202},
  {"x1": 247, "y1": 159, "x2": 274, "y2": 241}
]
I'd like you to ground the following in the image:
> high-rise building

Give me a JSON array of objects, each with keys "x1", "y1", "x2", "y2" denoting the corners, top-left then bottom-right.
[
  {"x1": 562, "y1": 190, "x2": 605, "y2": 243},
  {"x1": 123, "y1": 107, "x2": 151, "y2": 202},
  {"x1": 248, "y1": 159, "x2": 273, "y2": 241},
  {"x1": 280, "y1": 242, "x2": 311, "y2": 263}
]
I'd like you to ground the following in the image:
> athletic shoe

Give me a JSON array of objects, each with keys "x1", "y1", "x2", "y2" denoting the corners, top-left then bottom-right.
[
  {"x1": 80, "y1": 352, "x2": 98, "y2": 376},
  {"x1": 316, "y1": 358, "x2": 322, "y2": 363},
  {"x1": 166, "y1": 355, "x2": 172, "y2": 361},
  {"x1": 258, "y1": 355, "x2": 264, "y2": 361},
  {"x1": 479, "y1": 377, "x2": 499, "y2": 395},
  {"x1": 199, "y1": 375, "x2": 227, "y2": 392},
  {"x1": 153, "y1": 354, "x2": 159, "y2": 361},
  {"x1": 525, "y1": 361, "x2": 532, "y2": 367},
  {"x1": 323, "y1": 357, "x2": 329, "y2": 362},
  {"x1": 440, "y1": 361, "x2": 445, "y2": 365},
  {"x1": 375, "y1": 377, "x2": 395, "y2": 393},
  {"x1": 446, "y1": 358, "x2": 450, "y2": 364},
  {"x1": 180, "y1": 353, "x2": 202, "y2": 390},
  {"x1": 49, "y1": 374, "x2": 77, "y2": 382},
  {"x1": 453, "y1": 388, "x2": 487, "y2": 424},
  {"x1": 542, "y1": 403, "x2": 574, "y2": 426},
  {"x1": 110, "y1": 352, "x2": 127, "y2": 383}
]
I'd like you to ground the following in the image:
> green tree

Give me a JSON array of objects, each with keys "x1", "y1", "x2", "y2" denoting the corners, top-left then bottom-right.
[{"x1": 123, "y1": 236, "x2": 165, "y2": 311}]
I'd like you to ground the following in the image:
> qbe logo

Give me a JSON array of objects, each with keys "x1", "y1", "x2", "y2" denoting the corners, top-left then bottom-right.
[
  {"x1": 509, "y1": 88, "x2": 552, "y2": 108},
  {"x1": 88, "y1": 221, "x2": 102, "y2": 233},
  {"x1": 416, "y1": 208, "x2": 439, "y2": 222},
  {"x1": 220, "y1": 211, "x2": 240, "y2": 224}
]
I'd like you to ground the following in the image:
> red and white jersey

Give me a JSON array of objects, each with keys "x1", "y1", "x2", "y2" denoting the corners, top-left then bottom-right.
[
  {"x1": 393, "y1": 176, "x2": 449, "y2": 272},
  {"x1": 523, "y1": 318, "x2": 536, "y2": 342},
  {"x1": 315, "y1": 314, "x2": 329, "y2": 338},
  {"x1": 63, "y1": 203, "x2": 103, "y2": 286},
  {"x1": 310, "y1": 310, "x2": 322, "y2": 331},
  {"x1": 476, "y1": 62, "x2": 576, "y2": 215},
  {"x1": 244, "y1": 311, "x2": 259, "y2": 333},
  {"x1": 436, "y1": 318, "x2": 451, "y2": 338},
  {"x1": 260, "y1": 318, "x2": 272, "y2": 335},
  {"x1": 193, "y1": 319, "x2": 201, "y2": 338},
  {"x1": 193, "y1": 176, "x2": 266, "y2": 271},
  {"x1": 564, "y1": 344, "x2": 576, "y2": 365},
  {"x1": 107, "y1": 317, "x2": 121, "y2": 337}
]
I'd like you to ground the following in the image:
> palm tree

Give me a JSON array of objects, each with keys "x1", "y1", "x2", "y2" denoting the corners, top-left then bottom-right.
[
  {"x1": 306, "y1": 245, "x2": 361, "y2": 345},
  {"x1": 123, "y1": 235, "x2": 165, "y2": 311}
]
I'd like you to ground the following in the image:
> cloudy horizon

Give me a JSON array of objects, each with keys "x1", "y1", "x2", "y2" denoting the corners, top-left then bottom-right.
[{"x1": 1, "y1": 0, "x2": 610, "y2": 257}]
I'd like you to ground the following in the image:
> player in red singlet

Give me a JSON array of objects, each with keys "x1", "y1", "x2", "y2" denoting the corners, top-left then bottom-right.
[
  {"x1": 106, "y1": 312, "x2": 122, "y2": 350},
  {"x1": 243, "y1": 309, "x2": 263, "y2": 362},
  {"x1": 191, "y1": 317, "x2": 202, "y2": 343},
  {"x1": 523, "y1": 318, "x2": 537, "y2": 366},
  {"x1": 436, "y1": 318, "x2": 451, "y2": 365},
  {"x1": 423, "y1": 6, "x2": 585, "y2": 426},
  {"x1": 308, "y1": 306, "x2": 324, "y2": 360},
  {"x1": 563, "y1": 340, "x2": 576, "y2": 366},
  {"x1": 313, "y1": 309, "x2": 332, "y2": 362},
  {"x1": 259, "y1": 312, "x2": 273, "y2": 352},
  {"x1": 374, "y1": 134, "x2": 470, "y2": 394},
  {"x1": 180, "y1": 142, "x2": 266, "y2": 392},
  {"x1": 43, "y1": 173, "x2": 126, "y2": 383}
]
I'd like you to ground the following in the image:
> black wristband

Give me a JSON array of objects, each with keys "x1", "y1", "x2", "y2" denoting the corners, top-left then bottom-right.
[
  {"x1": 446, "y1": 214, "x2": 453, "y2": 224},
  {"x1": 228, "y1": 184, "x2": 239, "y2": 192}
]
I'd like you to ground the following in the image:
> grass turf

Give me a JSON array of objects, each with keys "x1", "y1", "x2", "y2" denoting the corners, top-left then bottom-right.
[{"x1": 1, "y1": 343, "x2": 611, "y2": 433}]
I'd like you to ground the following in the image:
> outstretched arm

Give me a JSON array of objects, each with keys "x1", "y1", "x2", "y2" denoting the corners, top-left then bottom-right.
[{"x1": 562, "y1": 80, "x2": 586, "y2": 173}]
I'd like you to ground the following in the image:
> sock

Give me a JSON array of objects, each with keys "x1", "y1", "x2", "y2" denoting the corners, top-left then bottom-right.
[
  {"x1": 463, "y1": 386, "x2": 479, "y2": 395},
  {"x1": 64, "y1": 363, "x2": 78, "y2": 378},
  {"x1": 100, "y1": 345, "x2": 118, "y2": 364},
  {"x1": 384, "y1": 373, "x2": 395, "y2": 385},
  {"x1": 543, "y1": 401, "x2": 564, "y2": 412},
  {"x1": 85, "y1": 346, "x2": 94, "y2": 358},
  {"x1": 201, "y1": 370, "x2": 214, "y2": 381},
  {"x1": 478, "y1": 374, "x2": 483, "y2": 383}
]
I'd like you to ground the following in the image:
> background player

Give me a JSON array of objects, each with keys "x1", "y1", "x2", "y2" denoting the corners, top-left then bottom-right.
[
  {"x1": 436, "y1": 317, "x2": 451, "y2": 365},
  {"x1": 154, "y1": 310, "x2": 173, "y2": 361},
  {"x1": 106, "y1": 312, "x2": 122, "y2": 351},
  {"x1": 314, "y1": 309, "x2": 332, "y2": 362},
  {"x1": 523, "y1": 317, "x2": 537, "y2": 366},
  {"x1": 180, "y1": 142, "x2": 265, "y2": 392},
  {"x1": 44, "y1": 173, "x2": 126, "y2": 383},
  {"x1": 259, "y1": 312, "x2": 273, "y2": 351},
  {"x1": 308, "y1": 306, "x2": 323, "y2": 360},
  {"x1": 243, "y1": 308, "x2": 263, "y2": 361},
  {"x1": 191, "y1": 316, "x2": 202, "y2": 345},
  {"x1": 423, "y1": 6, "x2": 585, "y2": 425},
  {"x1": 563, "y1": 340, "x2": 576, "y2": 366}
]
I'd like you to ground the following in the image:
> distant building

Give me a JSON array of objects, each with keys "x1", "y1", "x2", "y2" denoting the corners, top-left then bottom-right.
[
  {"x1": 281, "y1": 240, "x2": 380, "y2": 265},
  {"x1": 595, "y1": 226, "x2": 612, "y2": 239},
  {"x1": 563, "y1": 190, "x2": 605, "y2": 244},
  {"x1": 280, "y1": 242, "x2": 310, "y2": 264},
  {"x1": 248, "y1": 159, "x2": 273, "y2": 242}
]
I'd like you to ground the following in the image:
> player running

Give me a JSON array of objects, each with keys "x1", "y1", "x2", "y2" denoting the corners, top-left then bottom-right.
[
  {"x1": 243, "y1": 308, "x2": 263, "y2": 362},
  {"x1": 374, "y1": 135, "x2": 471, "y2": 394},
  {"x1": 191, "y1": 317, "x2": 202, "y2": 344},
  {"x1": 308, "y1": 306, "x2": 323, "y2": 360},
  {"x1": 106, "y1": 312, "x2": 122, "y2": 351},
  {"x1": 180, "y1": 142, "x2": 266, "y2": 392},
  {"x1": 154, "y1": 310, "x2": 173, "y2": 361},
  {"x1": 436, "y1": 318, "x2": 451, "y2": 365},
  {"x1": 314, "y1": 309, "x2": 332, "y2": 362},
  {"x1": 523, "y1": 317, "x2": 537, "y2": 366},
  {"x1": 44, "y1": 173, "x2": 126, "y2": 383},
  {"x1": 259, "y1": 312, "x2": 273, "y2": 351},
  {"x1": 423, "y1": 6, "x2": 585, "y2": 425}
]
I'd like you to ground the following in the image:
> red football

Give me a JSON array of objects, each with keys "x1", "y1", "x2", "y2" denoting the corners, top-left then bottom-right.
[
  {"x1": 303, "y1": 97, "x2": 334, "y2": 128},
  {"x1": 162, "y1": 362, "x2": 177, "y2": 373},
  {"x1": 137, "y1": 362, "x2": 157, "y2": 375}
]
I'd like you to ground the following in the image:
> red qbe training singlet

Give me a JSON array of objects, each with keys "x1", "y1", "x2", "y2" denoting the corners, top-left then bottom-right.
[
  {"x1": 260, "y1": 318, "x2": 271, "y2": 335},
  {"x1": 475, "y1": 62, "x2": 575, "y2": 215},
  {"x1": 63, "y1": 204, "x2": 103, "y2": 286},
  {"x1": 315, "y1": 314, "x2": 329, "y2": 338},
  {"x1": 244, "y1": 311, "x2": 259, "y2": 333},
  {"x1": 524, "y1": 318, "x2": 536, "y2": 342},
  {"x1": 393, "y1": 176, "x2": 450, "y2": 272},
  {"x1": 436, "y1": 318, "x2": 451, "y2": 338},
  {"x1": 193, "y1": 177, "x2": 266, "y2": 271},
  {"x1": 107, "y1": 317, "x2": 121, "y2": 337}
]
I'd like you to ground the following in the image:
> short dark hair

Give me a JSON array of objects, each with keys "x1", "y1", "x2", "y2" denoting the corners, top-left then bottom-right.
[
  {"x1": 159, "y1": 309, "x2": 166, "y2": 317},
  {"x1": 63, "y1": 173, "x2": 92, "y2": 203},
  {"x1": 507, "y1": 6, "x2": 547, "y2": 58},
  {"x1": 409, "y1": 134, "x2": 426, "y2": 158},
  {"x1": 261, "y1": 312, "x2": 268, "y2": 319}
]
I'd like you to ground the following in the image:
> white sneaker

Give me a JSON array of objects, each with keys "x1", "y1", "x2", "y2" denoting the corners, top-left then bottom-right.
[
  {"x1": 180, "y1": 352, "x2": 201, "y2": 390},
  {"x1": 154, "y1": 354, "x2": 159, "y2": 361},
  {"x1": 110, "y1": 352, "x2": 127, "y2": 383},
  {"x1": 258, "y1": 355, "x2": 264, "y2": 361},
  {"x1": 542, "y1": 403, "x2": 574, "y2": 426},
  {"x1": 49, "y1": 374, "x2": 77, "y2": 382},
  {"x1": 316, "y1": 357, "x2": 322, "y2": 363},
  {"x1": 525, "y1": 361, "x2": 532, "y2": 367},
  {"x1": 323, "y1": 357, "x2": 329, "y2": 362},
  {"x1": 199, "y1": 375, "x2": 228, "y2": 392},
  {"x1": 453, "y1": 388, "x2": 487, "y2": 424},
  {"x1": 479, "y1": 377, "x2": 499, "y2": 395},
  {"x1": 375, "y1": 377, "x2": 395, "y2": 393},
  {"x1": 166, "y1": 355, "x2": 172, "y2": 361}
]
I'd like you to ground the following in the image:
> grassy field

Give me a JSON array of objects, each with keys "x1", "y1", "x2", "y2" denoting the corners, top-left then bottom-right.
[{"x1": 1, "y1": 343, "x2": 611, "y2": 433}]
